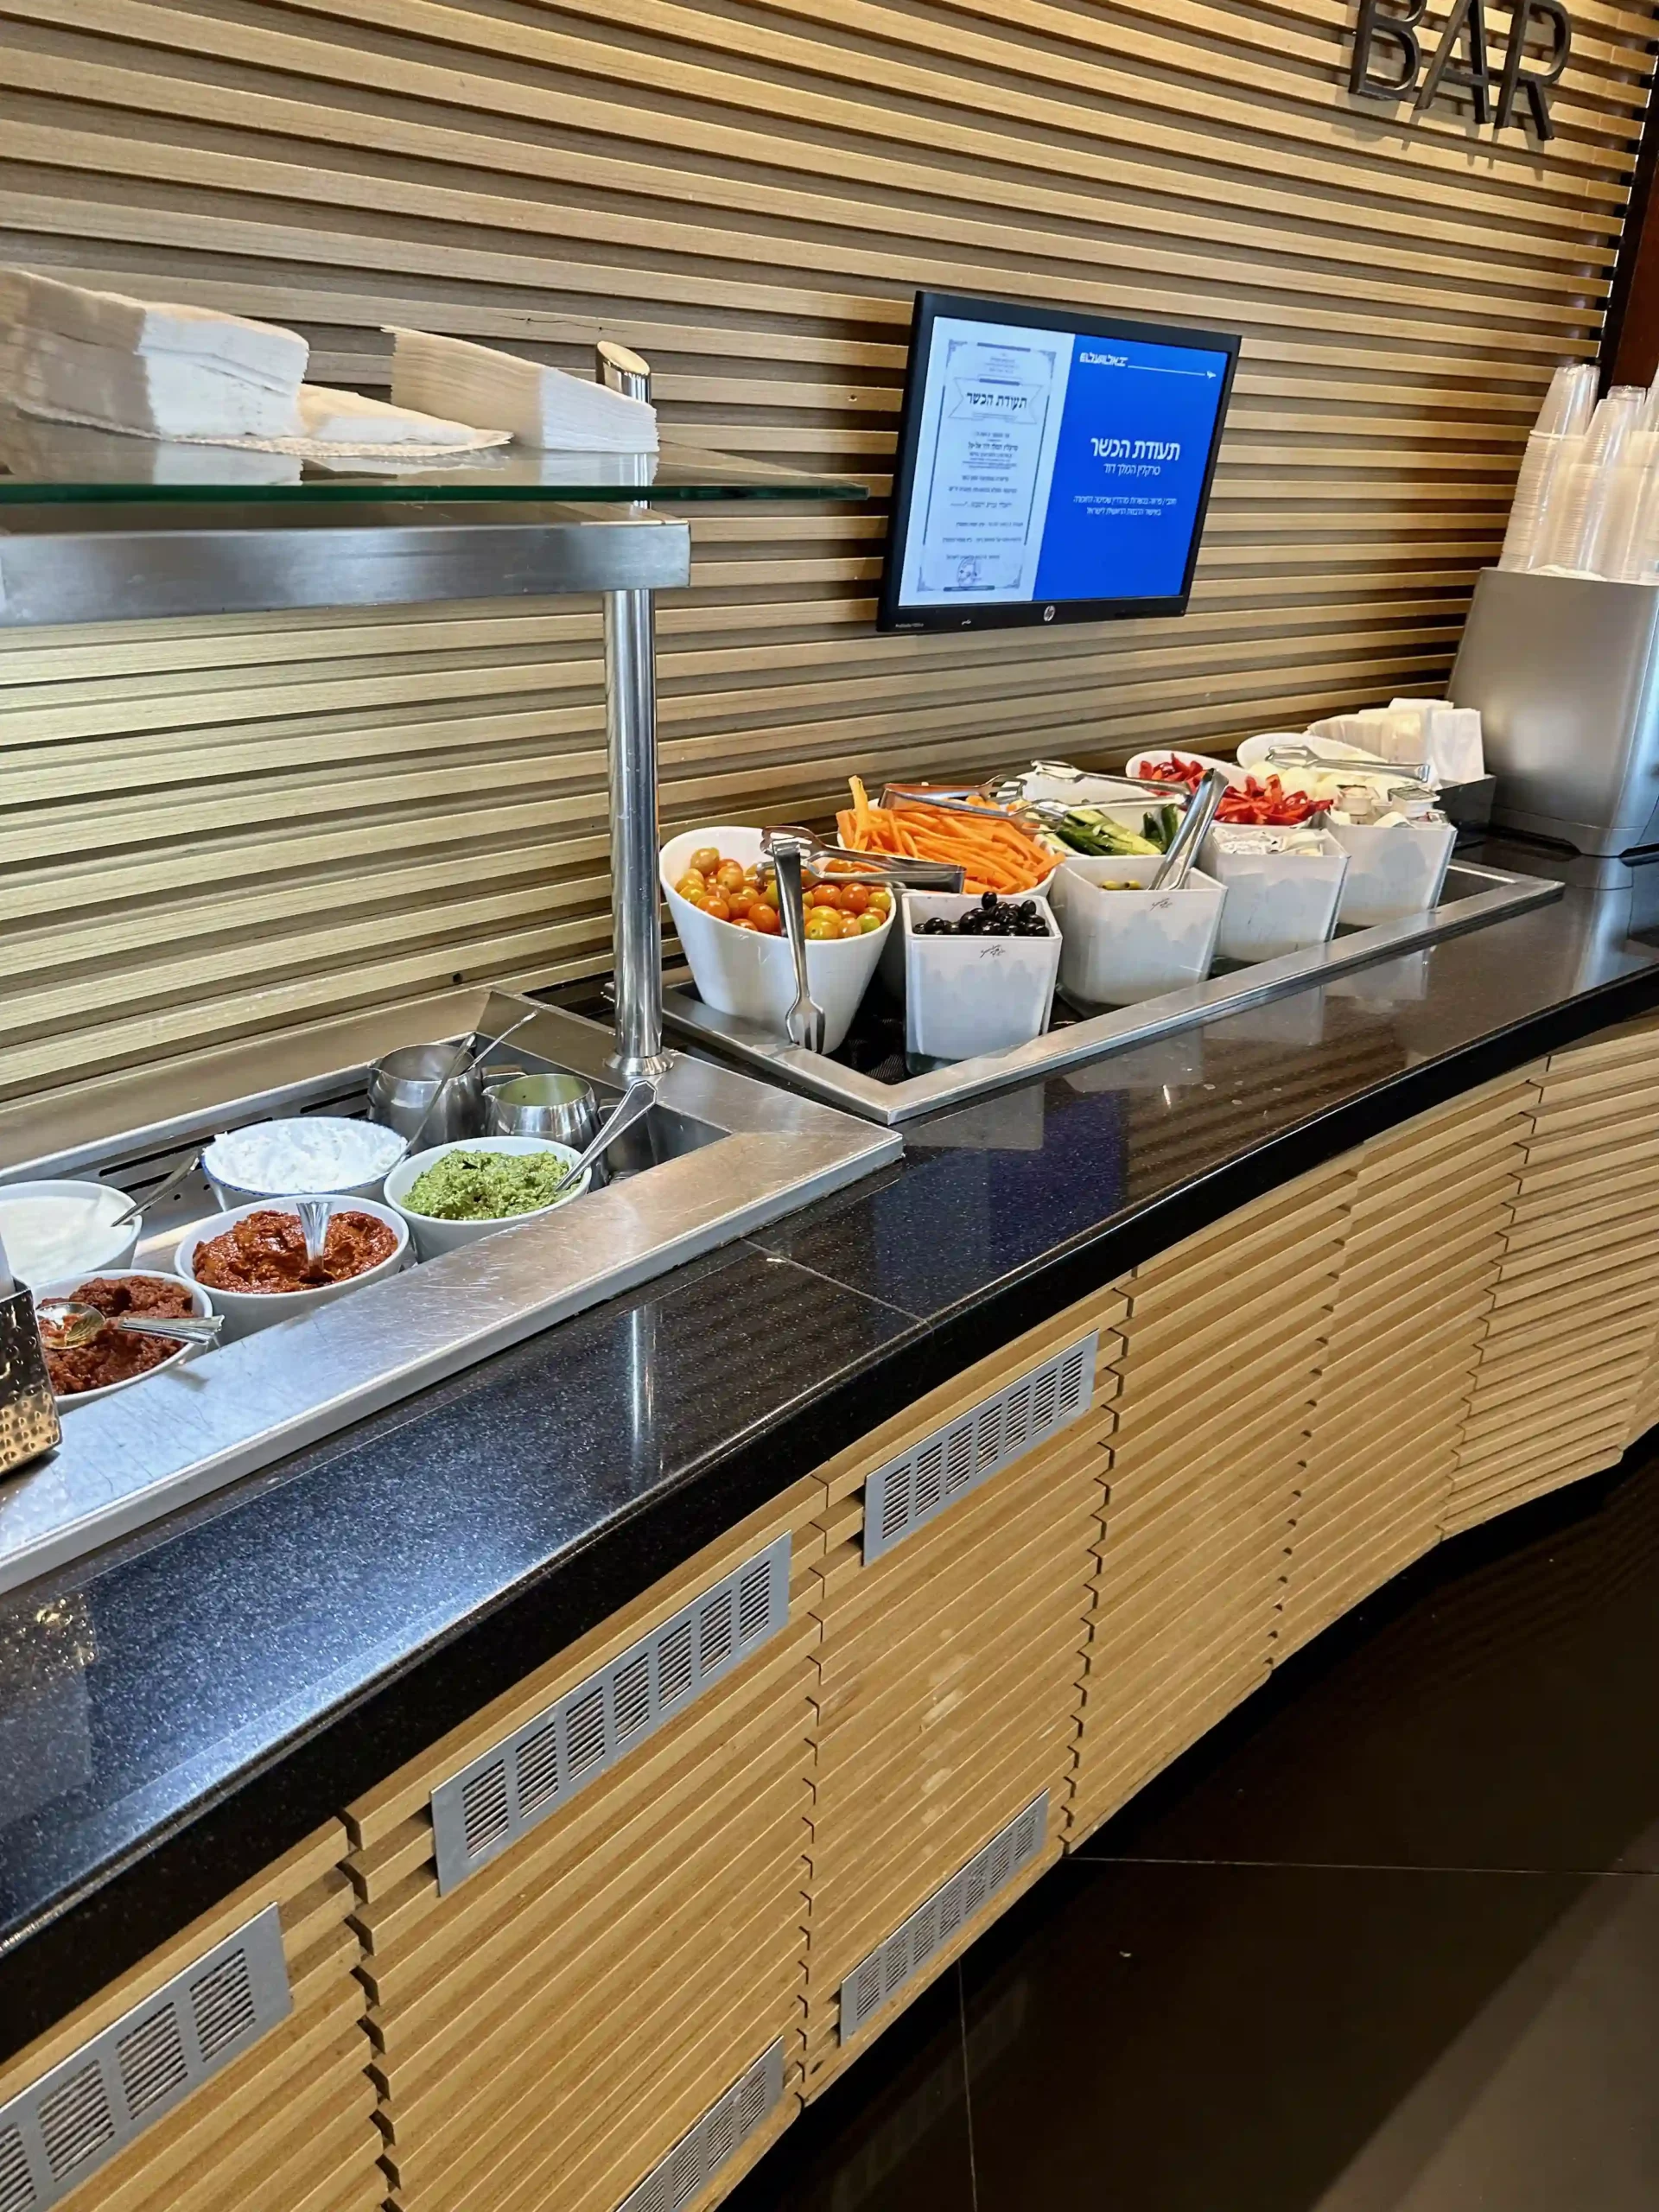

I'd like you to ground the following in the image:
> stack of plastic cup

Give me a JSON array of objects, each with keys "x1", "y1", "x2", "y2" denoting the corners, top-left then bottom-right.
[
  {"x1": 1531, "y1": 385, "x2": 1645, "y2": 574},
  {"x1": 1498, "y1": 363, "x2": 1599, "y2": 570}
]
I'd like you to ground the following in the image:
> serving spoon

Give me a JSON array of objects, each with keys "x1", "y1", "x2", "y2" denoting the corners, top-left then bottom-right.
[{"x1": 37, "y1": 1298, "x2": 224, "y2": 1350}]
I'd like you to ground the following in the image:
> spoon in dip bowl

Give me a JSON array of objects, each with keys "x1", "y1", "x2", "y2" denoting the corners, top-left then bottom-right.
[{"x1": 36, "y1": 1299, "x2": 224, "y2": 1350}]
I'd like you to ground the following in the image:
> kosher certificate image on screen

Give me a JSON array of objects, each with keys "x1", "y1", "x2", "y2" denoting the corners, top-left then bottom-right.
[
  {"x1": 887, "y1": 301, "x2": 1236, "y2": 625},
  {"x1": 899, "y1": 318, "x2": 1072, "y2": 606}
]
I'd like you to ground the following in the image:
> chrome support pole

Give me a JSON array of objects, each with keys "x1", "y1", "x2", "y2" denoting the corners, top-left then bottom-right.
[{"x1": 599, "y1": 340, "x2": 676, "y2": 1081}]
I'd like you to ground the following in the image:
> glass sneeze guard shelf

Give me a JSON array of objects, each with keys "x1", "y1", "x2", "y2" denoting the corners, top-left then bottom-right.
[{"x1": 0, "y1": 413, "x2": 868, "y2": 623}]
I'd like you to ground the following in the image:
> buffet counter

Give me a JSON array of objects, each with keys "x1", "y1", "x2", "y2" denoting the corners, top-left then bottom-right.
[{"x1": 6, "y1": 863, "x2": 1659, "y2": 2212}]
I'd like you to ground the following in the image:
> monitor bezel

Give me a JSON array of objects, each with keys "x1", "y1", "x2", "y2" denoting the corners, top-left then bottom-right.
[{"x1": 876, "y1": 290, "x2": 1242, "y2": 635}]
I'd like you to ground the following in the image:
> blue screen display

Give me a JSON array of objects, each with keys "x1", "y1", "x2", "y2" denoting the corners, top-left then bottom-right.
[{"x1": 893, "y1": 315, "x2": 1230, "y2": 613}]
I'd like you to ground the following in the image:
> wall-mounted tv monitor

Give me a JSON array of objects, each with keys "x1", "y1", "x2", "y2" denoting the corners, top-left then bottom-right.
[{"x1": 877, "y1": 292, "x2": 1240, "y2": 634}]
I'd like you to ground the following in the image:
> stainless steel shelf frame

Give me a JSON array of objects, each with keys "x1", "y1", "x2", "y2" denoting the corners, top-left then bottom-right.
[{"x1": 0, "y1": 349, "x2": 868, "y2": 1078}]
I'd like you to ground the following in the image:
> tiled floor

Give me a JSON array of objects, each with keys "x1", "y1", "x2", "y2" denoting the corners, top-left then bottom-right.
[{"x1": 728, "y1": 1446, "x2": 1659, "y2": 2211}]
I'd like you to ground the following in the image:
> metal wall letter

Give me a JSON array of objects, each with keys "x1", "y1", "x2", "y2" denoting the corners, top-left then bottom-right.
[
  {"x1": 1350, "y1": 0, "x2": 1427, "y2": 97},
  {"x1": 1495, "y1": 0, "x2": 1572, "y2": 139},
  {"x1": 1416, "y1": 0, "x2": 1492, "y2": 124}
]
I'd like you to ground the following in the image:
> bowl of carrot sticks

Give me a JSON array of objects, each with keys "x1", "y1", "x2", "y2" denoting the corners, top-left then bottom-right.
[{"x1": 836, "y1": 779, "x2": 1062, "y2": 899}]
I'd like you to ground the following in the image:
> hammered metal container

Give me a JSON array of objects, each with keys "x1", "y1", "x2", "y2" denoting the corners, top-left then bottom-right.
[{"x1": 0, "y1": 1284, "x2": 61, "y2": 1473}]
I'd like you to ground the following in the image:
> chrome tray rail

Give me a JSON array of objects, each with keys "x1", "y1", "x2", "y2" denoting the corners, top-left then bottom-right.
[
  {"x1": 660, "y1": 860, "x2": 1562, "y2": 1125},
  {"x1": 0, "y1": 995, "x2": 900, "y2": 1596}
]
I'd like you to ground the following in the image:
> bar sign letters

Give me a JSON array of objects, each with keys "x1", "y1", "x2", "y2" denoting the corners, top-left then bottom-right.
[{"x1": 1349, "y1": 0, "x2": 1573, "y2": 140}]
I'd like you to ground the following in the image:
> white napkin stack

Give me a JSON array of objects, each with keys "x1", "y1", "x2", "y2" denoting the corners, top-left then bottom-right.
[
  {"x1": 388, "y1": 327, "x2": 659, "y2": 453},
  {"x1": 295, "y1": 385, "x2": 506, "y2": 449},
  {"x1": 1306, "y1": 702, "x2": 1484, "y2": 786},
  {"x1": 0, "y1": 265, "x2": 308, "y2": 439}
]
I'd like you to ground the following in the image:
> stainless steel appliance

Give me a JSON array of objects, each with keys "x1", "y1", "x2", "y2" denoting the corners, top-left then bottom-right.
[{"x1": 1451, "y1": 568, "x2": 1659, "y2": 858}]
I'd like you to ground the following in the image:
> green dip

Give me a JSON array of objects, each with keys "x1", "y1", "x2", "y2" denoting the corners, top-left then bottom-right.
[{"x1": 404, "y1": 1148, "x2": 574, "y2": 1221}]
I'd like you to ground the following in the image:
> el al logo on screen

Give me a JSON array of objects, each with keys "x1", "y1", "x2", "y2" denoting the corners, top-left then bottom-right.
[{"x1": 1350, "y1": 0, "x2": 1571, "y2": 141}]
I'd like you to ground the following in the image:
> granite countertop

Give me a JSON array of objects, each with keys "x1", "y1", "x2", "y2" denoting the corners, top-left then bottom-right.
[{"x1": 3, "y1": 863, "x2": 1658, "y2": 2060}]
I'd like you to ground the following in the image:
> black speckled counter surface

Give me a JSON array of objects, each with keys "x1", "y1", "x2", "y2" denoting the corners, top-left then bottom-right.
[{"x1": 3, "y1": 865, "x2": 1658, "y2": 2061}]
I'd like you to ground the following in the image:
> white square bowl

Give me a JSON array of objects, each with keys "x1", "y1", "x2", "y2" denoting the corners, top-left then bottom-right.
[
  {"x1": 903, "y1": 893, "x2": 1060, "y2": 1061},
  {"x1": 1200, "y1": 830, "x2": 1350, "y2": 963},
  {"x1": 1328, "y1": 821, "x2": 1457, "y2": 927},
  {"x1": 1049, "y1": 856, "x2": 1226, "y2": 1006}
]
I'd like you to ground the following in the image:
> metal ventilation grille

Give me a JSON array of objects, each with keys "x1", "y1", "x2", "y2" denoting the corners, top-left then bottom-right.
[
  {"x1": 616, "y1": 2039, "x2": 785, "y2": 2212},
  {"x1": 862, "y1": 1334, "x2": 1098, "y2": 1564},
  {"x1": 431, "y1": 1534, "x2": 792, "y2": 1892},
  {"x1": 0, "y1": 1906, "x2": 289, "y2": 2212},
  {"x1": 838, "y1": 1793, "x2": 1050, "y2": 2044}
]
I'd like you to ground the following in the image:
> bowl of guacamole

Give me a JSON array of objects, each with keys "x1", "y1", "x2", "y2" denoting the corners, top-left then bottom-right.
[{"x1": 384, "y1": 1135, "x2": 591, "y2": 1259}]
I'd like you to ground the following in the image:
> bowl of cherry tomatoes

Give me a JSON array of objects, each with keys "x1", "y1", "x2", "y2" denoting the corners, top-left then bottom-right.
[{"x1": 660, "y1": 825, "x2": 895, "y2": 1053}]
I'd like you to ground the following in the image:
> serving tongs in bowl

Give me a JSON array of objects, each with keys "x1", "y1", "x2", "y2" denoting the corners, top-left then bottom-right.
[
  {"x1": 987, "y1": 760, "x2": 1195, "y2": 806},
  {"x1": 759, "y1": 822, "x2": 965, "y2": 893}
]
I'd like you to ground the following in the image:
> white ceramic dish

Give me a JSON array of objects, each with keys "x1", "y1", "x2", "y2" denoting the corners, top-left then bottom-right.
[
  {"x1": 40, "y1": 1268, "x2": 216, "y2": 1408},
  {"x1": 660, "y1": 826, "x2": 892, "y2": 1056},
  {"x1": 903, "y1": 893, "x2": 1061, "y2": 1061},
  {"x1": 1049, "y1": 855, "x2": 1227, "y2": 1006},
  {"x1": 0, "y1": 1179, "x2": 141, "y2": 1286},
  {"x1": 1126, "y1": 747, "x2": 1247, "y2": 790},
  {"x1": 1200, "y1": 829, "x2": 1350, "y2": 962},
  {"x1": 204, "y1": 1115, "x2": 407, "y2": 1208},
  {"x1": 1328, "y1": 820, "x2": 1457, "y2": 927},
  {"x1": 384, "y1": 1135, "x2": 591, "y2": 1262},
  {"x1": 174, "y1": 1195, "x2": 409, "y2": 1339}
]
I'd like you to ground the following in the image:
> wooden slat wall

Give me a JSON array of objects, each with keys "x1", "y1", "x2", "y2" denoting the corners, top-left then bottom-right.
[{"x1": 0, "y1": 0, "x2": 1651, "y2": 1102}]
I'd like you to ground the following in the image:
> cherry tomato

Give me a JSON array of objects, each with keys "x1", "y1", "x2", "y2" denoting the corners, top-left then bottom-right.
[
  {"x1": 728, "y1": 916, "x2": 759, "y2": 931},
  {"x1": 675, "y1": 869, "x2": 706, "y2": 897},
  {"x1": 715, "y1": 861, "x2": 746, "y2": 893},
  {"x1": 810, "y1": 886, "x2": 843, "y2": 911},
  {"x1": 857, "y1": 910, "x2": 886, "y2": 933},
  {"x1": 804, "y1": 908, "x2": 841, "y2": 940},
  {"x1": 841, "y1": 883, "x2": 872, "y2": 913},
  {"x1": 702, "y1": 895, "x2": 732, "y2": 922},
  {"x1": 690, "y1": 845, "x2": 721, "y2": 874},
  {"x1": 836, "y1": 912, "x2": 864, "y2": 939},
  {"x1": 726, "y1": 889, "x2": 755, "y2": 918},
  {"x1": 748, "y1": 901, "x2": 781, "y2": 934}
]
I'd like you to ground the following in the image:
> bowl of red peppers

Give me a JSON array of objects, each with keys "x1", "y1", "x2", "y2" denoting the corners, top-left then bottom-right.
[{"x1": 1135, "y1": 752, "x2": 1321, "y2": 829}]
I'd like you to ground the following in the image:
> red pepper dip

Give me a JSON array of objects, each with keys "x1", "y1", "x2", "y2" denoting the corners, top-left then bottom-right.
[
  {"x1": 191, "y1": 1208, "x2": 397, "y2": 1295},
  {"x1": 45, "y1": 1274, "x2": 196, "y2": 1397}
]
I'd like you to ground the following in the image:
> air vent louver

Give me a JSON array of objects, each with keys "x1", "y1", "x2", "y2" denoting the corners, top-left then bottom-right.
[
  {"x1": 838, "y1": 1794, "x2": 1049, "y2": 2043},
  {"x1": 861, "y1": 1335, "x2": 1099, "y2": 1563},
  {"x1": 617, "y1": 2040, "x2": 785, "y2": 2212},
  {"x1": 0, "y1": 1907, "x2": 289, "y2": 2212},
  {"x1": 431, "y1": 1535, "x2": 792, "y2": 1892}
]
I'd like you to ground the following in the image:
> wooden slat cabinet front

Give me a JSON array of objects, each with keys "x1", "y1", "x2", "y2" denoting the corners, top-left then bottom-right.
[
  {"x1": 25, "y1": 1019, "x2": 1659, "y2": 2212},
  {"x1": 0, "y1": 1823, "x2": 381, "y2": 2212}
]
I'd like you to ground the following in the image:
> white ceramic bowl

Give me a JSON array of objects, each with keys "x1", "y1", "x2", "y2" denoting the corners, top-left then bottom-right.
[
  {"x1": 1328, "y1": 820, "x2": 1457, "y2": 927},
  {"x1": 0, "y1": 1179, "x2": 141, "y2": 1286},
  {"x1": 1126, "y1": 747, "x2": 1247, "y2": 790},
  {"x1": 660, "y1": 826, "x2": 892, "y2": 1056},
  {"x1": 39, "y1": 1268, "x2": 216, "y2": 1408},
  {"x1": 384, "y1": 1135, "x2": 592, "y2": 1262},
  {"x1": 1200, "y1": 829, "x2": 1350, "y2": 963},
  {"x1": 174, "y1": 1195, "x2": 409, "y2": 1339},
  {"x1": 203, "y1": 1116, "x2": 407, "y2": 1209},
  {"x1": 1049, "y1": 855, "x2": 1227, "y2": 1006},
  {"x1": 903, "y1": 893, "x2": 1061, "y2": 1061}
]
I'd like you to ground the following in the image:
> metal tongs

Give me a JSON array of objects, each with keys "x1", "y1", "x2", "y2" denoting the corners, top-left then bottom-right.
[
  {"x1": 1149, "y1": 767, "x2": 1230, "y2": 892},
  {"x1": 1256, "y1": 743, "x2": 1435, "y2": 787},
  {"x1": 760, "y1": 822, "x2": 965, "y2": 893},
  {"x1": 760, "y1": 823, "x2": 967, "y2": 1056}
]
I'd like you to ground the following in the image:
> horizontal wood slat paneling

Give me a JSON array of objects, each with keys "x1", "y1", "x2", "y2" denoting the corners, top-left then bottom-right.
[{"x1": 0, "y1": 0, "x2": 1651, "y2": 1097}]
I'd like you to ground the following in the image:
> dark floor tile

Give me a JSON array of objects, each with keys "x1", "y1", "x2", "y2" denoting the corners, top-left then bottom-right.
[
  {"x1": 959, "y1": 1855, "x2": 1659, "y2": 2212},
  {"x1": 723, "y1": 1967, "x2": 976, "y2": 2212},
  {"x1": 1077, "y1": 1452, "x2": 1659, "y2": 1876}
]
